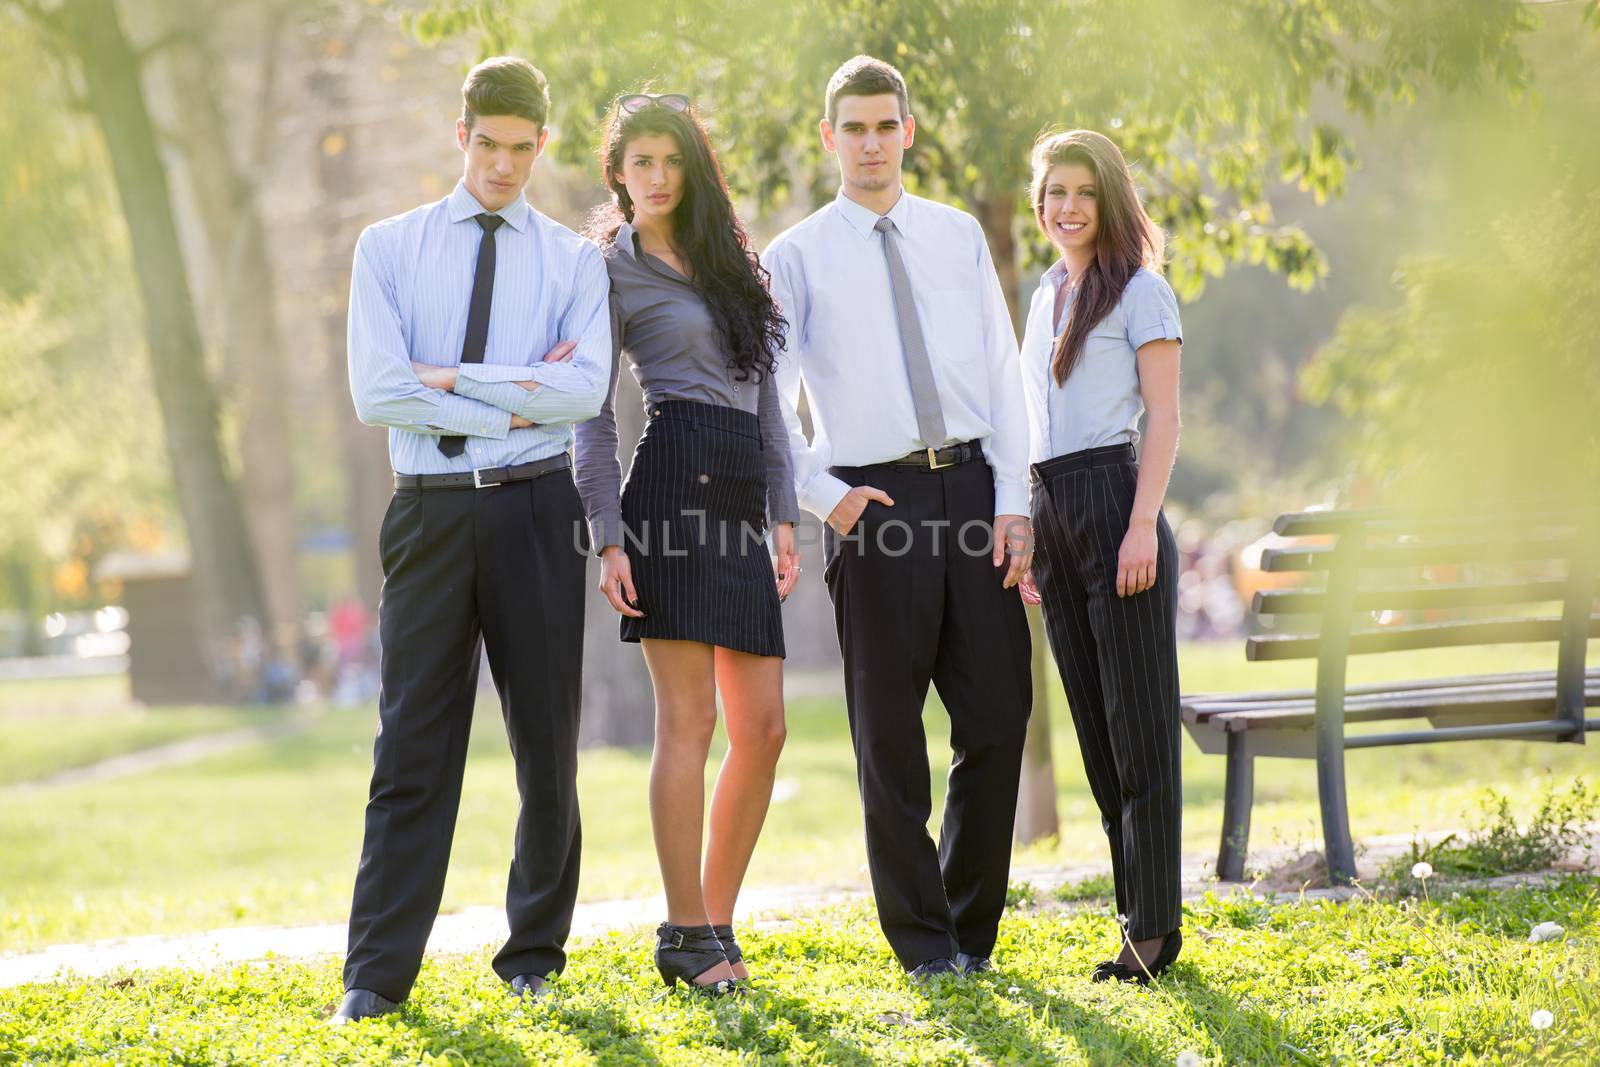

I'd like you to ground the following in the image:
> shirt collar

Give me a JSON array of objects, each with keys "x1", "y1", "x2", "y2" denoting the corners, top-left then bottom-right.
[
  {"x1": 1041, "y1": 258, "x2": 1070, "y2": 290},
  {"x1": 614, "y1": 221, "x2": 639, "y2": 259},
  {"x1": 447, "y1": 180, "x2": 531, "y2": 233},
  {"x1": 832, "y1": 186, "x2": 912, "y2": 240}
]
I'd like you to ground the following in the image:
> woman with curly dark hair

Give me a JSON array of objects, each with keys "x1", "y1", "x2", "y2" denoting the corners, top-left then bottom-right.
[{"x1": 574, "y1": 92, "x2": 800, "y2": 994}]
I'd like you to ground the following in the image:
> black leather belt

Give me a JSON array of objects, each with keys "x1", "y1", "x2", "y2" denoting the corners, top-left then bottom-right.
[
  {"x1": 1031, "y1": 442, "x2": 1136, "y2": 481},
  {"x1": 393, "y1": 453, "x2": 570, "y2": 490},
  {"x1": 879, "y1": 440, "x2": 982, "y2": 469}
]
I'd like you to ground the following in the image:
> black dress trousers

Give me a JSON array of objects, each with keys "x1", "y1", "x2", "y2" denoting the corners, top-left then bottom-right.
[
  {"x1": 1030, "y1": 443, "x2": 1182, "y2": 941},
  {"x1": 343, "y1": 470, "x2": 589, "y2": 1001},
  {"x1": 823, "y1": 457, "x2": 1033, "y2": 970}
]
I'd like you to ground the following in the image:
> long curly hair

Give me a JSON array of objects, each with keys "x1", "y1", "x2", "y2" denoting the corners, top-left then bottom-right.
[
  {"x1": 1030, "y1": 130, "x2": 1166, "y2": 385},
  {"x1": 586, "y1": 101, "x2": 785, "y2": 382}
]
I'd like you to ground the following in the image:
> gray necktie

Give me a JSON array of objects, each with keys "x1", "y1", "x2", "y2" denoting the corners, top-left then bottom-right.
[{"x1": 874, "y1": 215, "x2": 948, "y2": 449}]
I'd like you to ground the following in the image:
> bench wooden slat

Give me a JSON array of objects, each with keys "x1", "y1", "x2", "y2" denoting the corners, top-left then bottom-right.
[
  {"x1": 1254, "y1": 578, "x2": 1575, "y2": 616},
  {"x1": 1245, "y1": 614, "x2": 1600, "y2": 660},
  {"x1": 1185, "y1": 675, "x2": 1600, "y2": 723},
  {"x1": 1261, "y1": 535, "x2": 1585, "y2": 573},
  {"x1": 1273, "y1": 508, "x2": 1587, "y2": 538},
  {"x1": 1205, "y1": 687, "x2": 1598, "y2": 733}
]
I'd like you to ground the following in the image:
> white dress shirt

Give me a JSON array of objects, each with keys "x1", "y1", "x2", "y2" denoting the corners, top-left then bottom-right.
[{"x1": 765, "y1": 189, "x2": 1030, "y2": 520}]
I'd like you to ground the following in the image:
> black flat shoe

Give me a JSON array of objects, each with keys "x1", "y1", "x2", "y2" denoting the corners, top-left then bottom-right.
[
  {"x1": 955, "y1": 952, "x2": 992, "y2": 975},
  {"x1": 711, "y1": 923, "x2": 747, "y2": 981},
  {"x1": 655, "y1": 922, "x2": 736, "y2": 994},
  {"x1": 507, "y1": 972, "x2": 551, "y2": 999},
  {"x1": 1092, "y1": 929, "x2": 1183, "y2": 985},
  {"x1": 909, "y1": 957, "x2": 961, "y2": 984},
  {"x1": 327, "y1": 987, "x2": 398, "y2": 1025}
]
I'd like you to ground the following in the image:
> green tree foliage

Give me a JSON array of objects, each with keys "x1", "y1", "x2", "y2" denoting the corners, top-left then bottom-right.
[
  {"x1": 1302, "y1": 12, "x2": 1600, "y2": 505},
  {"x1": 411, "y1": 0, "x2": 1537, "y2": 302}
]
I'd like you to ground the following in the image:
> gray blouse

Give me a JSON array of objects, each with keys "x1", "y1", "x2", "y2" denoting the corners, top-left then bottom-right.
[{"x1": 574, "y1": 223, "x2": 801, "y2": 550}]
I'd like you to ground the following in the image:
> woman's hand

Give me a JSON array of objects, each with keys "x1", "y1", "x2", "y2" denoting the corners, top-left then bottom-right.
[
  {"x1": 1019, "y1": 570, "x2": 1042, "y2": 606},
  {"x1": 1116, "y1": 519, "x2": 1159, "y2": 598},
  {"x1": 597, "y1": 546, "x2": 645, "y2": 617},
  {"x1": 773, "y1": 523, "x2": 800, "y2": 602}
]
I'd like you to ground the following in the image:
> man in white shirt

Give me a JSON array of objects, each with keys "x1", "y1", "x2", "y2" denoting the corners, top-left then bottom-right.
[{"x1": 766, "y1": 55, "x2": 1034, "y2": 981}]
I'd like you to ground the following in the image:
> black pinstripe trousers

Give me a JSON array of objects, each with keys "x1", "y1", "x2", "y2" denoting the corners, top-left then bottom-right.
[
  {"x1": 344, "y1": 472, "x2": 589, "y2": 1001},
  {"x1": 1030, "y1": 443, "x2": 1182, "y2": 941},
  {"x1": 823, "y1": 457, "x2": 1033, "y2": 969}
]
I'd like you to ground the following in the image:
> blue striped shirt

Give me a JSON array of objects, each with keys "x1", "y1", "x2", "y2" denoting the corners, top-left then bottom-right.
[{"x1": 347, "y1": 181, "x2": 612, "y2": 475}]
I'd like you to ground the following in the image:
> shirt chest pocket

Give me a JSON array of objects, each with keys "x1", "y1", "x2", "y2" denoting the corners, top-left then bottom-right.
[{"x1": 919, "y1": 287, "x2": 984, "y2": 365}]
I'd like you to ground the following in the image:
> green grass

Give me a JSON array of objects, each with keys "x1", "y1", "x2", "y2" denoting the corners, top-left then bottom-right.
[
  {"x1": 1, "y1": 642, "x2": 1595, "y2": 953},
  {"x1": 2, "y1": 877, "x2": 1596, "y2": 1064}
]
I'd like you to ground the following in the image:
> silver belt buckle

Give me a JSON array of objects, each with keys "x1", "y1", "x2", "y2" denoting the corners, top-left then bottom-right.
[
  {"x1": 472, "y1": 466, "x2": 502, "y2": 489},
  {"x1": 926, "y1": 446, "x2": 950, "y2": 470}
]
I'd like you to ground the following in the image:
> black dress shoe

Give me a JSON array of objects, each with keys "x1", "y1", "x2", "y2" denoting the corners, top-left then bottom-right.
[
  {"x1": 955, "y1": 952, "x2": 993, "y2": 974},
  {"x1": 1091, "y1": 929, "x2": 1184, "y2": 985},
  {"x1": 507, "y1": 972, "x2": 551, "y2": 999},
  {"x1": 908, "y1": 957, "x2": 961, "y2": 984},
  {"x1": 327, "y1": 987, "x2": 398, "y2": 1025}
]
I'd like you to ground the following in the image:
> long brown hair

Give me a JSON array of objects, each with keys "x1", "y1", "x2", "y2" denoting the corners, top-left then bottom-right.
[
  {"x1": 1030, "y1": 130, "x2": 1165, "y2": 385},
  {"x1": 585, "y1": 99, "x2": 784, "y2": 382}
]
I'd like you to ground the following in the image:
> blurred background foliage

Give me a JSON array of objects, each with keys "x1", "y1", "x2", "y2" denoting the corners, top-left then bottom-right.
[{"x1": 0, "y1": 0, "x2": 1594, "y2": 650}]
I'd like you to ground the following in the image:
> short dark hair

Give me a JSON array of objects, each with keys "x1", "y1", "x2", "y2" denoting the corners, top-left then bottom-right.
[
  {"x1": 461, "y1": 56, "x2": 550, "y2": 131},
  {"x1": 824, "y1": 55, "x2": 909, "y2": 126}
]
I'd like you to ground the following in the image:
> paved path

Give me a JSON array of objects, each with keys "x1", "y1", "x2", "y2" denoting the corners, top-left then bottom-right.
[{"x1": 7, "y1": 825, "x2": 1592, "y2": 989}]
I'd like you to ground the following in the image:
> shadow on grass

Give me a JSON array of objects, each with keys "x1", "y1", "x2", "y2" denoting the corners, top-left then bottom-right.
[
  {"x1": 1162, "y1": 968, "x2": 1324, "y2": 1064},
  {"x1": 945, "y1": 970, "x2": 1170, "y2": 1066},
  {"x1": 403, "y1": 1008, "x2": 547, "y2": 1066}
]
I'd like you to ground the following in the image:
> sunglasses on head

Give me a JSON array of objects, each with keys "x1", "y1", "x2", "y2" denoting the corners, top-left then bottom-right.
[{"x1": 618, "y1": 92, "x2": 691, "y2": 115}]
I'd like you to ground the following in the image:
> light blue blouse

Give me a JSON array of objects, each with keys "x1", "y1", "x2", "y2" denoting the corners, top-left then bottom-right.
[{"x1": 1019, "y1": 263, "x2": 1182, "y2": 464}]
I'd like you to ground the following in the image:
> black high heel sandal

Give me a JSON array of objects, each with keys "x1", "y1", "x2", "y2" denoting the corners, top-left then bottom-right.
[
  {"x1": 711, "y1": 923, "x2": 747, "y2": 981},
  {"x1": 655, "y1": 922, "x2": 736, "y2": 994},
  {"x1": 1091, "y1": 929, "x2": 1183, "y2": 985}
]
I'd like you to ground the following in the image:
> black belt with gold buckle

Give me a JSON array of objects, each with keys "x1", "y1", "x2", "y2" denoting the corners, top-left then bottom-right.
[{"x1": 881, "y1": 440, "x2": 981, "y2": 470}]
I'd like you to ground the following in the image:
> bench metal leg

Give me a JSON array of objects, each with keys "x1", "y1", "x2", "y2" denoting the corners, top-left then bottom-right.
[
  {"x1": 1217, "y1": 733, "x2": 1253, "y2": 881},
  {"x1": 1317, "y1": 733, "x2": 1357, "y2": 884}
]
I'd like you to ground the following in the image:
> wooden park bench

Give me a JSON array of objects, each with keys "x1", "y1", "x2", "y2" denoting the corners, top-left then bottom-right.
[{"x1": 1182, "y1": 506, "x2": 1599, "y2": 884}]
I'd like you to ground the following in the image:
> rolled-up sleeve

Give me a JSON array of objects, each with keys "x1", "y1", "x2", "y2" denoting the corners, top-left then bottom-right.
[
  {"x1": 1127, "y1": 271, "x2": 1183, "y2": 349},
  {"x1": 347, "y1": 226, "x2": 510, "y2": 439}
]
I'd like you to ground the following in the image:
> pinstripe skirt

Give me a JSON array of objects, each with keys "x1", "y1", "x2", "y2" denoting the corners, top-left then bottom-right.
[{"x1": 618, "y1": 399, "x2": 785, "y2": 658}]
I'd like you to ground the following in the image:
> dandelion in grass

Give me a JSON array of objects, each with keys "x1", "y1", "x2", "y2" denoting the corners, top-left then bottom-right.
[
  {"x1": 1176, "y1": 1051, "x2": 1203, "y2": 1067},
  {"x1": 1531, "y1": 1009, "x2": 1554, "y2": 1030},
  {"x1": 1528, "y1": 922, "x2": 1565, "y2": 943},
  {"x1": 1411, "y1": 861, "x2": 1433, "y2": 880}
]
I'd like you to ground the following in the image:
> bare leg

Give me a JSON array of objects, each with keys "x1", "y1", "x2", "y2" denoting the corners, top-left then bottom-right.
[
  {"x1": 702, "y1": 647, "x2": 787, "y2": 979},
  {"x1": 641, "y1": 638, "x2": 733, "y2": 986}
]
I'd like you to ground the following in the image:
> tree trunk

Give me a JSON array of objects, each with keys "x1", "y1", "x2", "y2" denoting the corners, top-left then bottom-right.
[
  {"x1": 154, "y1": 2, "x2": 302, "y2": 658},
  {"x1": 974, "y1": 191, "x2": 1060, "y2": 845},
  {"x1": 56, "y1": 0, "x2": 266, "y2": 655},
  {"x1": 308, "y1": 19, "x2": 391, "y2": 612}
]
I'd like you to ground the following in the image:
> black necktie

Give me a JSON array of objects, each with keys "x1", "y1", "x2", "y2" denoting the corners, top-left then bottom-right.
[{"x1": 438, "y1": 212, "x2": 506, "y2": 459}]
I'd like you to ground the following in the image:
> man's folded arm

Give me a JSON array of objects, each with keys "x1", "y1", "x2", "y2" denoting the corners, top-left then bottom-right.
[
  {"x1": 453, "y1": 245, "x2": 613, "y2": 426},
  {"x1": 347, "y1": 228, "x2": 511, "y2": 440}
]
